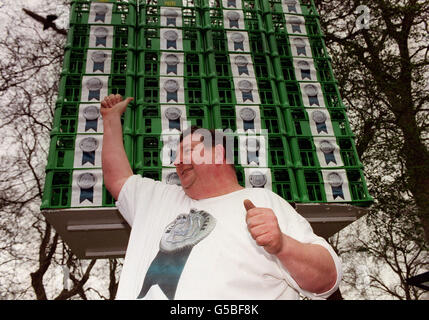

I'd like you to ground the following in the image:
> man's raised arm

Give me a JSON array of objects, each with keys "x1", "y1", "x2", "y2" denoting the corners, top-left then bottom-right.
[{"x1": 101, "y1": 94, "x2": 134, "y2": 200}]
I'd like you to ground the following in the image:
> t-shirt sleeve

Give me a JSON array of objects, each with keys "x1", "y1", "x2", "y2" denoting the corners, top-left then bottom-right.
[
  {"x1": 115, "y1": 175, "x2": 158, "y2": 227},
  {"x1": 270, "y1": 193, "x2": 343, "y2": 300}
]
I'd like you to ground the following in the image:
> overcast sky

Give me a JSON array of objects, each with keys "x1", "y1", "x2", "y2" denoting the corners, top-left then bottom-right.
[{"x1": 0, "y1": 0, "x2": 69, "y2": 30}]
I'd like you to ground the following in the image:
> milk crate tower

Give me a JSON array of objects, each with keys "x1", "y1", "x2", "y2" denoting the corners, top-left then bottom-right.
[
  {"x1": 41, "y1": 0, "x2": 137, "y2": 259},
  {"x1": 41, "y1": 0, "x2": 372, "y2": 259},
  {"x1": 261, "y1": 0, "x2": 372, "y2": 208},
  {"x1": 134, "y1": 0, "x2": 211, "y2": 182},
  {"x1": 200, "y1": 0, "x2": 372, "y2": 238}
]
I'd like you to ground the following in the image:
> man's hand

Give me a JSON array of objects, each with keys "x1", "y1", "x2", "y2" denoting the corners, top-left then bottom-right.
[
  {"x1": 244, "y1": 199, "x2": 284, "y2": 255},
  {"x1": 245, "y1": 200, "x2": 339, "y2": 295},
  {"x1": 100, "y1": 94, "x2": 133, "y2": 118}
]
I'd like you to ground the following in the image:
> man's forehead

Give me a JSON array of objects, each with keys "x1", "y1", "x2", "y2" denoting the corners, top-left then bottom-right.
[{"x1": 180, "y1": 133, "x2": 204, "y2": 147}]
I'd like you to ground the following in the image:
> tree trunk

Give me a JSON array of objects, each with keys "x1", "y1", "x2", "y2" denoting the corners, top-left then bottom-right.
[{"x1": 395, "y1": 108, "x2": 429, "y2": 244}]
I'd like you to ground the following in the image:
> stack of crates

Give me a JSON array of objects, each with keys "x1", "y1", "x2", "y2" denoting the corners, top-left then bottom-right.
[
  {"x1": 202, "y1": 0, "x2": 299, "y2": 202},
  {"x1": 42, "y1": 0, "x2": 372, "y2": 213},
  {"x1": 41, "y1": 0, "x2": 137, "y2": 210},
  {"x1": 134, "y1": 0, "x2": 211, "y2": 183},
  {"x1": 260, "y1": 0, "x2": 372, "y2": 206}
]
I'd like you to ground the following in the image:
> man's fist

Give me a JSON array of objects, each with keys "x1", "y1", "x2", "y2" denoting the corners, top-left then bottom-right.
[
  {"x1": 244, "y1": 199, "x2": 284, "y2": 255},
  {"x1": 100, "y1": 94, "x2": 134, "y2": 118}
]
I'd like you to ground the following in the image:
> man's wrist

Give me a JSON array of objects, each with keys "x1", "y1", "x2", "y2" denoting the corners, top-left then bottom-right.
[
  {"x1": 102, "y1": 112, "x2": 124, "y2": 130},
  {"x1": 275, "y1": 234, "x2": 291, "y2": 261},
  {"x1": 102, "y1": 111, "x2": 122, "y2": 121}
]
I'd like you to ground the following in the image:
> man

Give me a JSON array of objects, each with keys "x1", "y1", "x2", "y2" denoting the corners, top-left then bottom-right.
[{"x1": 101, "y1": 94, "x2": 342, "y2": 300}]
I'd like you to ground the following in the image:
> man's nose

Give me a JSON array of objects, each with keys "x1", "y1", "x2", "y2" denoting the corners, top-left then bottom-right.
[
  {"x1": 173, "y1": 150, "x2": 182, "y2": 166},
  {"x1": 173, "y1": 154, "x2": 180, "y2": 166}
]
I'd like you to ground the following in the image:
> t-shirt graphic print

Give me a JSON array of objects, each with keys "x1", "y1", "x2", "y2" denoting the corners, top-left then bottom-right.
[{"x1": 137, "y1": 209, "x2": 216, "y2": 299}]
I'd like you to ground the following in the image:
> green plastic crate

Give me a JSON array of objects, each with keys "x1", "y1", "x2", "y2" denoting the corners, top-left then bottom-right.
[
  {"x1": 235, "y1": 165, "x2": 300, "y2": 202},
  {"x1": 42, "y1": 170, "x2": 73, "y2": 208},
  {"x1": 62, "y1": 47, "x2": 135, "y2": 75},
  {"x1": 134, "y1": 103, "x2": 212, "y2": 134},
  {"x1": 221, "y1": 133, "x2": 294, "y2": 167},
  {"x1": 313, "y1": 58, "x2": 336, "y2": 82},
  {"x1": 204, "y1": 7, "x2": 263, "y2": 32},
  {"x1": 208, "y1": 77, "x2": 279, "y2": 106},
  {"x1": 294, "y1": 167, "x2": 373, "y2": 206},
  {"x1": 271, "y1": 167, "x2": 300, "y2": 201},
  {"x1": 65, "y1": 24, "x2": 136, "y2": 50},
  {"x1": 264, "y1": 30, "x2": 329, "y2": 59},
  {"x1": 211, "y1": 53, "x2": 233, "y2": 78},
  {"x1": 241, "y1": 0, "x2": 262, "y2": 11},
  {"x1": 137, "y1": 51, "x2": 207, "y2": 77},
  {"x1": 137, "y1": 26, "x2": 205, "y2": 52},
  {"x1": 70, "y1": 0, "x2": 137, "y2": 26},
  {"x1": 204, "y1": 29, "x2": 257, "y2": 53},
  {"x1": 211, "y1": 104, "x2": 287, "y2": 134},
  {"x1": 136, "y1": 76, "x2": 209, "y2": 105},
  {"x1": 51, "y1": 102, "x2": 134, "y2": 135},
  {"x1": 57, "y1": 74, "x2": 135, "y2": 103},
  {"x1": 276, "y1": 56, "x2": 335, "y2": 83},
  {"x1": 207, "y1": 52, "x2": 271, "y2": 81},
  {"x1": 288, "y1": 136, "x2": 362, "y2": 168},
  {"x1": 284, "y1": 108, "x2": 354, "y2": 137},
  {"x1": 320, "y1": 82, "x2": 345, "y2": 109},
  {"x1": 265, "y1": 134, "x2": 294, "y2": 167},
  {"x1": 41, "y1": 169, "x2": 118, "y2": 209},
  {"x1": 207, "y1": 51, "x2": 277, "y2": 80},
  {"x1": 263, "y1": 0, "x2": 319, "y2": 17},
  {"x1": 138, "y1": 3, "x2": 203, "y2": 28},
  {"x1": 134, "y1": 134, "x2": 172, "y2": 169},
  {"x1": 254, "y1": 54, "x2": 277, "y2": 80},
  {"x1": 275, "y1": 81, "x2": 346, "y2": 109},
  {"x1": 248, "y1": 31, "x2": 271, "y2": 55},
  {"x1": 204, "y1": 29, "x2": 228, "y2": 53},
  {"x1": 45, "y1": 133, "x2": 134, "y2": 170},
  {"x1": 138, "y1": 0, "x2": 200, "y2": 8},
  {"x1": 265, "y1": 12, "x2": 323, "y2": 37}
]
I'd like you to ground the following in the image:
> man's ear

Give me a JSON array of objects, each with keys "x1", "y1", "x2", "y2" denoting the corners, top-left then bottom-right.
[{"x1": 214, "y1": 144, "x2": 225, "y2": 165}]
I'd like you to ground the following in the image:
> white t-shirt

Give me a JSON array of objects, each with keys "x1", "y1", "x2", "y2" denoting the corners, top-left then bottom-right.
[{"x1": 115, "y1": 175, "x2": 342, "y2": 300}]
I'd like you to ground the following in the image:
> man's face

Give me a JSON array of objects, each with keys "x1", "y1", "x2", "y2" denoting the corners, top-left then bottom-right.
[{"x1": 173, "y1": 133, "x2": 214, "y2": 191}]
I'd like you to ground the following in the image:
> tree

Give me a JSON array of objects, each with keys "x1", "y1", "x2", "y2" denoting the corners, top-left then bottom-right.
[
  {"x1": 0, "y1": 1, "x2": 121, "y2": 300},
  {"x1": 314, "y1": 0, "x2": 429, "y2": 299},
  {"x1": 2, "y1": 0, "x2": 428, "y2": 300}
]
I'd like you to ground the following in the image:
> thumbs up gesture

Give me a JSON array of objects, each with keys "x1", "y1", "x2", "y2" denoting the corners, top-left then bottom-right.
[
  {"x1": 244, "y1": 200, "x2": 284, "y2": 255},
  {"x1": 101, "y1": 94, "x2": 134, "y2": 118}
]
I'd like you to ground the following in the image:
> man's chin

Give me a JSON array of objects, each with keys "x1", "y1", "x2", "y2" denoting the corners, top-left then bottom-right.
[{"x1": 180, "y1": 177, "x2": 195, "y2": 190}]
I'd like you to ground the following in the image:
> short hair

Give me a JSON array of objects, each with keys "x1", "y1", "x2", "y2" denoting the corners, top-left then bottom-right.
[{"x1": 179, "y1": 126, "x2": 233, "y2": 165}]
